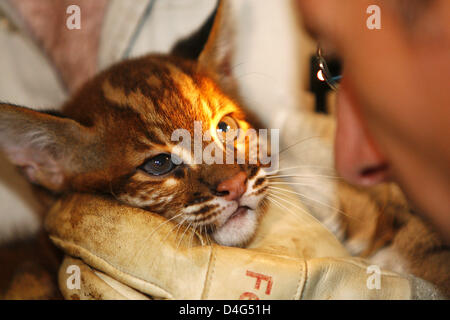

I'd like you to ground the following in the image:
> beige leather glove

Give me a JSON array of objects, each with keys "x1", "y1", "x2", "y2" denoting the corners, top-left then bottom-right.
[{"x1": 45, "y1": 190, "x2": 443, "y2": 300}]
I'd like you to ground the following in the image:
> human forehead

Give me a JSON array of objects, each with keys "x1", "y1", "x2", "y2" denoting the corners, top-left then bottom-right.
[{"x1": 296, "y1": 0, "x2": 440, "y2": 40}]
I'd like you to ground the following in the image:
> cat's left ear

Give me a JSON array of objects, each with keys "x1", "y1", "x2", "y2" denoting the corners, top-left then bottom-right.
[{"x1": 198, "y1": 0, "x2": 238, "y2": 95}]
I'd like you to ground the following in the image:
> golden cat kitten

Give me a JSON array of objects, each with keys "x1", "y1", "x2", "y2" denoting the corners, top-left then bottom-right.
[
  {"x1": 0, "y1": 0, "x2": 273, "y2": 248},
  {"x1": 0, "y1": 54, "x2": 273, "y2": 248}
]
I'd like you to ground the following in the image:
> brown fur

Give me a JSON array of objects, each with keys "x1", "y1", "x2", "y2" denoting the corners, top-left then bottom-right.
[
  {"x1": 0, "y1": 231, "x2": 62, "y2": 299},
  {"x1": 338, "y1": 181, "x2": 450, "y2": 297}
]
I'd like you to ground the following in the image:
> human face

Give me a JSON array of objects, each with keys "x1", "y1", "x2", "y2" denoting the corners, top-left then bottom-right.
[{"x1": 296, "y1": 0, "x2": 450, "y2": 243}]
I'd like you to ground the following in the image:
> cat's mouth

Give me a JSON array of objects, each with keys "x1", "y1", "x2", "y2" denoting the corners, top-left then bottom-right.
[
  {"x1": 227, "y1": 206, "x2": 251, "y2": 222},
  {"x1": 210, "y1": 204, "x2": 258, "y2": 247}
]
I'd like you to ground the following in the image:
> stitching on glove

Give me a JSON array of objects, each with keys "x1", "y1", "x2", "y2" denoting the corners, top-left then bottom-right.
[
  {"x1": 297, "y1": 259, "x2": 308, "y2": 300},
  {"x1": 51, "y1": 236, "x2": 174, "y2": 299},
  {"x1": 201, "y1": 244, "x2": 217, "y2": 299}
]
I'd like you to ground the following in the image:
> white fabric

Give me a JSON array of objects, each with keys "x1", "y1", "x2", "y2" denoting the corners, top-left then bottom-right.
[
  {"x1": 98, "y1": 0, "x2": 218, "y2": 70},
  {"x1": 0, "y1": 4, "x2": 67, "y2": 241}
]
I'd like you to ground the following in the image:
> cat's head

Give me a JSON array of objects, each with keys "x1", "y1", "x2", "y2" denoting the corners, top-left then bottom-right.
[{"x1": 0, "y1": 2, "x2": 275, "y2": 247}]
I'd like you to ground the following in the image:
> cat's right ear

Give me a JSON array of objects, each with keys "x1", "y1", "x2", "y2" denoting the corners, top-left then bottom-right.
[
  {"x1": 0, "y1": 103, "x2": 92, "y2": 192},
  {"x1": 198, "y1": 0, "x2": 238, "y2": 95}
]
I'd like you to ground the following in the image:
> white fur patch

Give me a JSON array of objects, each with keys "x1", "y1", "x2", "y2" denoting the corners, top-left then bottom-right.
[
  {"x1": 212, "y1": 209, "x2": 258, "y2": 246},
  {"x1": 370, "y1": 246, "x2": 409, "y2": 275}
]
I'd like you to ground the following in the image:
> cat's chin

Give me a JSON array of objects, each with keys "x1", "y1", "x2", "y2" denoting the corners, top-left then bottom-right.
[{"x1": 211, "y1": 208, "x2": 258, "y2": 247}]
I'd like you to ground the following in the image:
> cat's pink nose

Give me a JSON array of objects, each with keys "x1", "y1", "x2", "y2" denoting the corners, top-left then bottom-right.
[{"x1": 216, "y1": 172, "x2": 247, "y2": 201}]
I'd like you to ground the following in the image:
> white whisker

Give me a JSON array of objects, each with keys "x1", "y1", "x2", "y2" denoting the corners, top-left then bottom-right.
[
  {"x1": 131, "y1": 212, "x2": 184, "y2": 264},
  {"x1": 278, "y1": 136, "x2": 325, "y2": 155},
  {"x1": 265, "y1": 193, "x2": 332, "y2": 231},
  {"x1": 265, "y1": 194, "x2": 310, "y2": 224},
  {"x1": 177, "y1": 220, "x2": 192, "y2": 249},
  {"x1": 267, "y1": 181, "x2": 328, "y2": 187},
  {"x1": 267, "y1": 174, "x2": 340, "y2": 180},
  {"x1": 268, "y1": 186, "x2": 356, "y2": 221},
  {"x1": 264, "y1": 164, "x2": 335, "y2": 175}
]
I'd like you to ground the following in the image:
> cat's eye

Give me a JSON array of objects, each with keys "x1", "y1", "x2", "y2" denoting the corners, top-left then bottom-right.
[
  {"x1": 140, "y1": 153, "x2": 175, "y2": 176},
  {"x1": 216, "y1": 115, "x2": 239, "y2": 142}
]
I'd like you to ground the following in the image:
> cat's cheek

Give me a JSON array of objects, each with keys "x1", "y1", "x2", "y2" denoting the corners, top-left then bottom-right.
[{"x1": 211, "y1": 209, "x2": 258, "y2": 247}]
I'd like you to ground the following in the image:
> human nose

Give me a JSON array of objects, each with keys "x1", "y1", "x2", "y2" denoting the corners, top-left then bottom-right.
[{"x1": 334, "y1": 80, "x2": 390, "y2": 186}]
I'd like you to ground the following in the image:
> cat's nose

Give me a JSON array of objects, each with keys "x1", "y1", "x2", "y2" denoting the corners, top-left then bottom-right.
[{"x1": 216, "y1": 171, "x2": 247, "y2": 201}]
